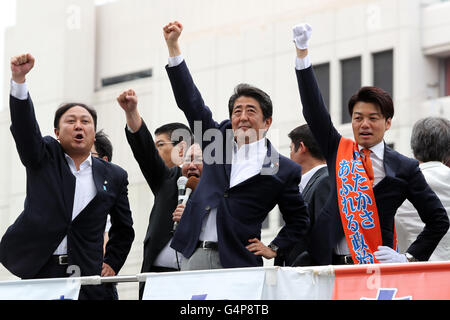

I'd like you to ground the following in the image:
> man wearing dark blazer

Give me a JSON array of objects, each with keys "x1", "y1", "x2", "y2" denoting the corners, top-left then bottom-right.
[
  {"x1": 116, "y1": 89, "x2": 201, "y2": 298},
  {"x1": 163, "y1": 21, "x2": 310, "y2": 270},
  {"x1": 275, "y1": 124, "x2": 330, "y2": 266},
  {"x1": 292, "y1": 24, "x2": 449, "y2": 265},
  {"x1": 0, "y1": 54, "x2": 135, "y2": 300}
]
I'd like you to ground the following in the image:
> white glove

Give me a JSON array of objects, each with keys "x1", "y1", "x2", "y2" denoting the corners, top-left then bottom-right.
[
  {"x1": 374, "y1": 246, "x2": 408, "y2": 263},
  {"x1": 292, "y1": 23, "x2": 312, "y2": 50}
]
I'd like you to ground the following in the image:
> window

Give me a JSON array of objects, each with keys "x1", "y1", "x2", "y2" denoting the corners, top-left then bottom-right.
[
  {"x1": 373, "y1": 50, "x2": 394, "y2": 98},
  {"x1": 101, "y1": 68, "x2": 153, "y2": 87},
  {"x1": 341, "y1": 57, "x2": 362, "y2": 124},
  {"x1": 313, "y1": 63, "x2": 330, "y2": 110}
]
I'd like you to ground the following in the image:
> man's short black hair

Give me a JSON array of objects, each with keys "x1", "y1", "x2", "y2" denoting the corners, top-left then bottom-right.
[
  {"x1": 228, "y1": 83, "x2": 273, "y2": 120},
  {"x1": 54, "y1": 102, "x2": 97, "y2": 130},
  {"x1": 154, "y1": 122, "x2": 194, "y2": 146},
  {"x1": 288, "y1": 124, "x2": 325, "y2": 161},
  {"x1": 94, "y1": 130, "x2": 113, "y2": 162},
  {"x1": 348, "y1": 86, "x2": 394, "y2": 120}
]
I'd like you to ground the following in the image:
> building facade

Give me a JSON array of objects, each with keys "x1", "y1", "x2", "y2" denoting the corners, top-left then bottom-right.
[{"x1": 0, "y1": 0, "x2": 449, "y2": 299}]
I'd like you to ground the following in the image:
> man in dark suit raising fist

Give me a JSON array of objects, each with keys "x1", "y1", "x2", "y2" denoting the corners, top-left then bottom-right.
[{"x1": 0, "y1": 53, "x2": 135, "y2": 300}]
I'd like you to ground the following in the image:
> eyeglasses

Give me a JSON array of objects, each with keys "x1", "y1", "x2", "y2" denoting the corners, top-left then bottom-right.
[{"x1": 156, "y1": 141, "x2": 176, "y2": 148}]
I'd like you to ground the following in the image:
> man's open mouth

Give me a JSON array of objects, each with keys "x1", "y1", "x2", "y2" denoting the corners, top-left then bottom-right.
[{"x1": 74, "y1": 134, "x2": 84, "y2": 141}]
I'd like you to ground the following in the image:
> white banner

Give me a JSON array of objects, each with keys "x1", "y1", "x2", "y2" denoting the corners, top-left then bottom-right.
[
  {"x1": 142, "y1": 266, "x2": 335, "y2": 300},
  {"x1": 142, "y1": 267, "x2": 266, "y2": 300},
  {"x1": 261, "y1": 267, "x2": 334, "y2": 299},
  {"x1": 0, "y1": 277, "x2": 81, "y2": 300}
]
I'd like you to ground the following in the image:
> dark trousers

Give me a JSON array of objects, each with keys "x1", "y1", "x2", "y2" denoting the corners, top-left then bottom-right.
[{"x1": 32, "y1": 255, "x2": 118, "y2": 300}]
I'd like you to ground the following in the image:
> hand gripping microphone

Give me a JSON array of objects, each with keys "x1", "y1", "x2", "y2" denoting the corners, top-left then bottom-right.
[
  {"x1": 173, "y1": 176, "x2": 200, "y2": 231},
  {"x1": 177, "y1": 176, "x2": 188, "y2": 205}
]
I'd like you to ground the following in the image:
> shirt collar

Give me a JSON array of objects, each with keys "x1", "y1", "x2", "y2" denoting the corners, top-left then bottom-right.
[
  {"x1": 358, "y1": 141, "x2": 384, "y2": 160},
  {"x1": 232, "y1": 137, "x2": 267, "y2": 154},
  {"x1": 64, "y1": 153, "x2": 93, "y2": 171},
  {"x1": 300, "y1": 164, "x2": 327, "y2": 192}
]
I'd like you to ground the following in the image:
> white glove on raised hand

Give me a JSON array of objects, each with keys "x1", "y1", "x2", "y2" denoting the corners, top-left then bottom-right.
[
  {"x1": 374, "y1": 246, "x2": 408, "y2": 263},
  {"x1": 293, "y1": 23, "x2": 312, "y2": 50}
]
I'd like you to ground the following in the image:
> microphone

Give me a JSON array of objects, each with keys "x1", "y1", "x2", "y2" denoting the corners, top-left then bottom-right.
[
  {"x1": 177, "y1": 176, "x2": 188, "y2": 205},
  {"x1": 173, "y1": 176, "x2": 200, "y2": 231},
  {"x1": 182, "y1": 176, "x2": 200, "y2": 205}
]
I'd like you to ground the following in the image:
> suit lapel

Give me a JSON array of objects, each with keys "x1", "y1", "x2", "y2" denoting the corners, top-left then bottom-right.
[
  {"x1": 382, "y1": 143, "x2": 397, "y2": 178},
  {"x1": 302, "y1": 167, "x2": 326, "y2": 197},
  {"x1": 92, "y1": 157, "x2": 108, "y2": 195},
  {"x1": 61, "y1": 157, "x2": 76, "y2": 222}
]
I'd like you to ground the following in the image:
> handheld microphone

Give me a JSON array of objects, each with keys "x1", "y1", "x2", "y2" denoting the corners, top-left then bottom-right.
[
  {"x1": 173, "y1": 176, "x2": 200, "y2": 231},
  {"x1": 177, "y1": 176, "x2": 188, "y2": 205}
]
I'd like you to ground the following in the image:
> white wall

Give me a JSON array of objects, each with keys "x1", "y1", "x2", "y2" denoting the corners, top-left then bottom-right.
[{"x1": 1, "y1": 0, "x2": 449, "y2": 300}]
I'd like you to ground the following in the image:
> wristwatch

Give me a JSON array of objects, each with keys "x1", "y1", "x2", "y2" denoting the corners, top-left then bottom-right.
[
  {"x1": 404, "y1": 252, "x2": 418, "y2": 262},
  {"x1": 268, "y1": 243, "x2": 279, "y2": 253}
]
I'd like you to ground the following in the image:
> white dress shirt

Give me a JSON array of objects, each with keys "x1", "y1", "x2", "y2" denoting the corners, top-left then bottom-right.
[
  {"x1": 10, "y1": 80, "x2": 98, "y2": 256},
  {"x1": 199, "y1": 138, "x2": 268, "y2": 242}
]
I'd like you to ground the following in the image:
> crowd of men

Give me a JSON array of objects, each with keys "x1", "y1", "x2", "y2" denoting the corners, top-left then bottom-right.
[{"x1": 0, "y1": 22, "x2": 448, "y2": 300}]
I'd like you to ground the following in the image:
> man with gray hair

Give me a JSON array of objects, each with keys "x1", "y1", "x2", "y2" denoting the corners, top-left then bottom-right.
[{"x1": 396, "y1": 117, "x2": 450, "y2": 261}]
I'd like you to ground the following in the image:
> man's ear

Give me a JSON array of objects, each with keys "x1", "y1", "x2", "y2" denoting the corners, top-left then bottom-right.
[
  {"x1": 298, "y1": 141, "x2": 308, "y2": 155},
  {"x1": 385, "y1": 118, "x2": 392, "y2": 131},
  {"x1": 178, "y1": 141, "x2": 187, "y2": 158},
  {"x1": 54, "y1": 128, "x2": 60, "y2": 140}
]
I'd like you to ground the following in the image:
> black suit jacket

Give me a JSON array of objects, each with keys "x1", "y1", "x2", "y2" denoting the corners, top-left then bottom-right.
[
  {"x1": 0, "y1": 95, "x2": 135, "y2": 280},
  {"x1": 275, "y1": 166, "x2": 330, "y2": 266},
  {"x1": 166, "y1": 60, "x2": 310, "y2": 268},
  {"x1": 296, "y1": 66, "x2": 449, "y2": 265},
  {"x1": 125, "y1": 120, "x2": 182, "y2": 274}
]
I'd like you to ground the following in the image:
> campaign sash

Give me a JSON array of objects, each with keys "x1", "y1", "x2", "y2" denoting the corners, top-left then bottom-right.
[{"x1": 336, "y1": 137, "x2": 383, "y2": 264}]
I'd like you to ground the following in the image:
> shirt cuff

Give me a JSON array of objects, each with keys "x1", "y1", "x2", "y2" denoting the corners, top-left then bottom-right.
[
  {"x1": 126, "y1": 124, "x2": 135, "y2": 133},
  {"x1": 295, "y1": 55, "x2": 312, "y2": 70},
  {"x1": 168, "y1": 55, "x2": 184, "y2": 68},
  {"x1": 10, "y1": 79, "x2": 29, "y2": 100}
]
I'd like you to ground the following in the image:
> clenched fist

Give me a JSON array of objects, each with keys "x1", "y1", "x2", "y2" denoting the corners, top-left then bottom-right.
[
  {"x1": 163, "y1": 21, "x2": 183, "y2": 57},
  {"x1": 11, "y1": 53, "x2": 35, "y2": 84},
  {"x1": 117, "y1": 89, "x2": 138, "y2": 114},
  {"x1": 292, "y1": 23, "x2": 312, "y2": 50}
]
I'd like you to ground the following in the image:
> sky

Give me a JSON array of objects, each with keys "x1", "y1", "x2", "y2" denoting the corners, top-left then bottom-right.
[{"x1": 0, "y1": 0, "x2": 16, "y2": 111}]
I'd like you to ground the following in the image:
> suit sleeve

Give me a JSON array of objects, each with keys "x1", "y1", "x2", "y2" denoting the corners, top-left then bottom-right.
[
  {"x1": 9, "y1": 95, "x2": 48, "y2": 169},
  {"x1": 295, "y1": 67, "x2": 341, "y2": 159},
  {"x1": 125, "y1": 119, "x2": 170, "y2": 194},
  {"x1": 404, "y1": 163, "x2": 449, "y2": 261},
  {"x1": 309, "y1": 175, "x2": 331, "y2": 229},
  {"x1": 103, "y1": 170, "x2": 135, "y2": 274},
  {"x1": 165, "y1": 60, "x2": 219, "y2": 138},
  {"x1": 271, "y1": 169, "x2": 310, "y2": 255}
]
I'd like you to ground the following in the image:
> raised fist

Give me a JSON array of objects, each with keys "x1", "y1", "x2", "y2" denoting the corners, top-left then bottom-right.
[
  {"x1": 292, "y1": 23, "x2": 312, "y2": 50},
  {"x1": 163, "y1": 21, "x2": 183, "y2": 44},
  {"x1": 10, "y1": 53, "x2": 35, "y2": 83},
  {"x1": 117, "y1": 89, "x2": 138, "y2": 114}
]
